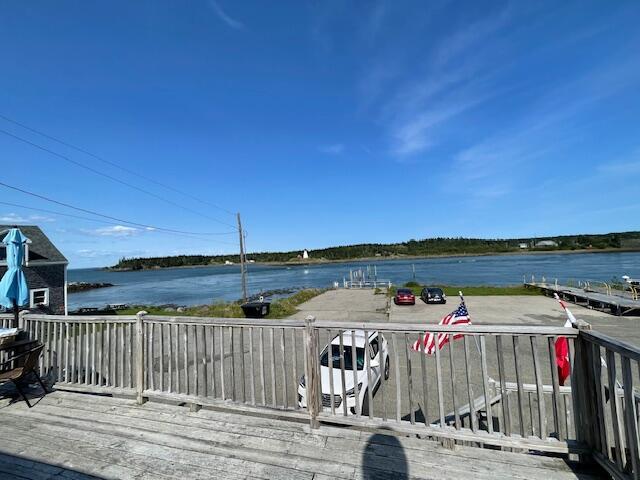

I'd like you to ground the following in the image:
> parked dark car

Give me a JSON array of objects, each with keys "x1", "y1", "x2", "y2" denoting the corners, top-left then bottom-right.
[
  {"x1": 420, "y1": 287, "x2": 446, "y2": 304},
  {"x1": 394, "y1": 288, "x2": 415, "y2": 305}
]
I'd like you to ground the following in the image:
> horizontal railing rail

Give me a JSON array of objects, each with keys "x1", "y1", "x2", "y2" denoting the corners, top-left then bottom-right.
[
  {"x1": 313, "y1": 321, "x2": 578, "y2": 336},
  {"x1": 15, "y1": 312, "x2": 640, "y2": 462}
]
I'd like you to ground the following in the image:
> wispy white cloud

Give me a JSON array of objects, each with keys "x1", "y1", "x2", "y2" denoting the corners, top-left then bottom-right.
[
  {"x1": 370, "y1": 5, "x2": 516, "y2": 157},
  {"x1": 208, "y1": 0, "x2": 245, "y2": 30},
  {"x1": 391, "y1": 90, "x2": 496, "y2": 156},
  {"x1": 75, "y1": 248, "x2": 150, "y2": 259},
  {"x1": 431, "y1": 5, "x2": 513, "y2": 68},
  {"x1": 0, "y1": 213, "x2": 56, "y2": 223},
  {"x1": 90, "y1": 225, "x2": 140, "y2": 237},
  {"x1": 441, "y1": 53, "x2": 640, "y2": 200},
  {"x1": 598, "y1": 149, "x2": 640, "y2": 175},
  {"x1": 319, "y1": 143, "x2": 345, "y2": 155}
]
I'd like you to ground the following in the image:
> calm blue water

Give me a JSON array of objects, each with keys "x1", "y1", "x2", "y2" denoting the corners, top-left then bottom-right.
[{"x1": 67, "y1": 252, "x2": 640, "y2": 309}]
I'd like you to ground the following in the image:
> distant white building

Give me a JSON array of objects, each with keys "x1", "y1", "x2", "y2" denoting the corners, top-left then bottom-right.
[
  {"x1": 518, "y1": 243, "x2": 528, "y2": 249},
  {"x1": 302, "y1": 249, "x2": 309, "y2": 259},
  {"x1": 224, "y1": 260, "x2": 234, "y2": 265},
  {"x1": 535, "y1": 240, "x2": 558, "y2": 248}
]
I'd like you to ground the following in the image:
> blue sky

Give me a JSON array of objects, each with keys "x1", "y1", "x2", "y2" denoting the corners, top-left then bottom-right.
[{"x1": 1, "y1": 1, "x2": 639, "y2": 268}]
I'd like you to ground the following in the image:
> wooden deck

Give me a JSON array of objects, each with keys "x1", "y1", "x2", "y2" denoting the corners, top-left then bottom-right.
[{"x1": 0, "y1": 390, "x2": 603, "y2": 480}]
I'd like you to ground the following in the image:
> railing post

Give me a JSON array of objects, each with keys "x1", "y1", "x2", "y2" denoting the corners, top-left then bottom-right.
[
  {"x1": 304, "y1": 315, "x2": 319, "y2": 429},
  {"x1": 18, "y1": 310, "x2": 27, "y2": 331},
  {"x1": 136, "y1": 311, "x2": 147, "y2": 405},
  {"x1": 572, "y1": 322, "x2": 597, "y2": 463}
]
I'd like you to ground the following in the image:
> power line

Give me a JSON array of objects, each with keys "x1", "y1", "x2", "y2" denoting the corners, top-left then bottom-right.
[
  {"x1": 0, "y1": 127, "x2": 237, "y2": 229},
  {"x1": 0, "y1": 200, "x2": 237, "y2": 243},
  {"x1": 0, "y1": 181, "x2": 237, "y2": 243},
  {"x1": 0, "y1": 113, "x2": 237, "y2": 217}
]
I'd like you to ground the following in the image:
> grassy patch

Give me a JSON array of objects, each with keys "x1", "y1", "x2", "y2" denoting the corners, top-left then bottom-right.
[
  {"x1": 389, "y1": 284, "x2": 541, "y2": 297},
  {"x1": 264, "y1": 289, "x2": 325, "y2": 318},
  {"x1": 117, "y1": 288, "x2": 326, "y2": 319}
]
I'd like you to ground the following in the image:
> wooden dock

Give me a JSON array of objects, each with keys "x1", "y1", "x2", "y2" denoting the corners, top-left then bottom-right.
[
  {"x1": 0, "y1": 390, "x2": 601, "y2": 480},
  {"x1": 524, "y1": 282, "x2": 640, "y2": 316}
]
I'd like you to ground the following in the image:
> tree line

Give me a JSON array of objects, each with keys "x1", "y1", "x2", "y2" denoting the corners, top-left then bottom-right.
[{"x1": 110, "y1": 231, "x2": 639, "y2": 270}]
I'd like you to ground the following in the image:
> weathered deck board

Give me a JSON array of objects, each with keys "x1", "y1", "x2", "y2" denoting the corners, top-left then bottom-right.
[{"x1": 0, "y1": 391, "x2": 602, "y2": 480}]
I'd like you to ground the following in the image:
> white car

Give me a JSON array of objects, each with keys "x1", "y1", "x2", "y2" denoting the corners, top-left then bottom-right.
[{"x1": 298, "y1": 330, "x2": 389, "y2": 416}]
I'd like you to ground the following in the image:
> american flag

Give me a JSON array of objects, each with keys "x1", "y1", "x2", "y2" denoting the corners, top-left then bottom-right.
[{"x1": 412, "y1": 300, "x2": 471, "y2": 355}]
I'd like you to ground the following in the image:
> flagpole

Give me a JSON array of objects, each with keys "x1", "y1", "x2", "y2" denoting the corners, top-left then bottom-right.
[
  {"x1": 459, "y1": 290, "x2": 482, "y2": 356},
  {"x1": 552, "y1": 292, "x2": 622, "y2": 387}
]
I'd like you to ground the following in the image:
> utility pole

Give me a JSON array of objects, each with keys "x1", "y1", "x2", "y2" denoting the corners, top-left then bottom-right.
[{"x1": 237, "y1": 213, "x2": 248, "y2": 302}]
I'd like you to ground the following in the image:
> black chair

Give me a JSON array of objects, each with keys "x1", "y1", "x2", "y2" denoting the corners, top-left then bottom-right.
[{"x1": 0, "y1": 343, "x2": 48, "y2": 407}]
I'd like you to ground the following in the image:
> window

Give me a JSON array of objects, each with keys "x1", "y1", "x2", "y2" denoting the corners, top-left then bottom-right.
[
  {"x1": 30, "y1": 288, "x2": 49, "y2": 308},
  {"x1": 320, "y1": 345, "x2": 365, "y2": 370},
  {"x1": 370, "y1": 337, "x2": 379, "y2": 358}
]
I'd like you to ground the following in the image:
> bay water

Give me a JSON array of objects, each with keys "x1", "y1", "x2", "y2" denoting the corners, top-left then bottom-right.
[{"x1": 67, "y1": 252, "x2": 640, "y2": 309}]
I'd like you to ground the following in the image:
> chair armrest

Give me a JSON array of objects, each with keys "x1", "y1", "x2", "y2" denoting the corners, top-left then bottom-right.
[{"x1": 0, "y1": 344, "x2": 42, "y2": 366}]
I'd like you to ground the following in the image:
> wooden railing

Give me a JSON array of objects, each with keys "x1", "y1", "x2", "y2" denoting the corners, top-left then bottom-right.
[
  {"x1": 21, "y1": 314, "x2": 139, "y2": 396},
  {"x1": 575, "y1": 330, "x2": 640, "y2": 479},
  {"x1": 309, "y1": 320, "x2": 580, "y2": 453},
  {"x1": 14, "y1": 312, "x2": 639, "y2": 468},
  {"x1": 1, "y1": 313, "x2": 14, "y2": 328}
]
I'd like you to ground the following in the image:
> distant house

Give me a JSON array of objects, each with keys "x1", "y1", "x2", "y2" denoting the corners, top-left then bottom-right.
[
  {"x1": 302, "y1": 249, "x2": 309, "y2": 259},
  {"x1": 518, "y1": 243, "x2": 529, "y2": 249},
  {"x1": 0, "y1": 225, "x2": 68, "y2": 315},
  {"x1": 535, "y1": 240, "x2": 559, "y2": 248}
]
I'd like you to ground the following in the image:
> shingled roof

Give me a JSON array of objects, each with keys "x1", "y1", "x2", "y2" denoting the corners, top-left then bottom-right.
[{"x1": 0, "y1": 225, "x2": 67, "y2": 264}]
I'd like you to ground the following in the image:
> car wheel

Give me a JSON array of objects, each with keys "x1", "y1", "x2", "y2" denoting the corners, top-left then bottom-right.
[
  {"x1": 361, "y1": 390, "x2": 370, "y2": 416},
  {"x1": 384, "y1": 357, "x2": 390, "y2": 380}
]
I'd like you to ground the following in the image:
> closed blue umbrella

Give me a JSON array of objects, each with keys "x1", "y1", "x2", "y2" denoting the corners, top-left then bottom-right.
[{"x1": 0, "y1": 227, "x2": 29, "y2": 327}]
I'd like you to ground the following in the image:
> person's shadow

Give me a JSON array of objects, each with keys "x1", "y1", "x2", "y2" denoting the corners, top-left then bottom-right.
[{"x1": 361, "y1": 432, "x2": 409, "y2": 480}]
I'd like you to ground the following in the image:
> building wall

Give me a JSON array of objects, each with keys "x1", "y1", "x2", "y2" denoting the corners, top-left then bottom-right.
[{"x1": 0, "y1": 263, "x2": 66, "y2": 314}]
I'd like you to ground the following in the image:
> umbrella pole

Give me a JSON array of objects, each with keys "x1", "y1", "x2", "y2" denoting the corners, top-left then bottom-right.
[{"x1": 12, "y1": 299, "x2": 18, "y2": 329}]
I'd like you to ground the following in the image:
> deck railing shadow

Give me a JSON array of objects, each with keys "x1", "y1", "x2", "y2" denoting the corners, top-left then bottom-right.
[{"x1": 14, "y1": 311, "x2": 640, "y2": 479}]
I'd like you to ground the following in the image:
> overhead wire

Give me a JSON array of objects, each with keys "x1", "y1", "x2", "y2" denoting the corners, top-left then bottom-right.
[
  {"x1": 0, "y1": 200, "x2": 237, "y2": 244},
  {"x1": 0, "y1": 181, "x2": 237, "y2": 244},
  {"x1": 0, "y1": 113, "x2": 237, "y2": 217},
  {"x1": 0, "y1": 127, "x2": 237, "y2": 229}
]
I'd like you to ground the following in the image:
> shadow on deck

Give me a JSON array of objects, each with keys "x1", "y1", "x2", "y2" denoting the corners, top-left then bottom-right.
[{"x1": 0, "y1": 390, "x2": 604, "y2": 480}]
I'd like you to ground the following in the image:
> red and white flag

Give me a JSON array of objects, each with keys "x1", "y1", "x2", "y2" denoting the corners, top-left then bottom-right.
[
  {"x1": 412, "y1": 294, "x2": 471, "y2": 355},
  {"x1": 554, "y1": 293, "x2": 576, "y2": 385}
]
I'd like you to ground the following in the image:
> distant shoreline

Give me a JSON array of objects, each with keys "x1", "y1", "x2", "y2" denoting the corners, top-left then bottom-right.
[{"x1": 102, "y1": 247, "x2": 640, "y2": 272}]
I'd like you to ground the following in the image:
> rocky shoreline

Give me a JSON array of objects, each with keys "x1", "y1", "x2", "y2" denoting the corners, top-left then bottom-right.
[{"x1": 68, "y1": 282, "x2": 114, "y2": 293}]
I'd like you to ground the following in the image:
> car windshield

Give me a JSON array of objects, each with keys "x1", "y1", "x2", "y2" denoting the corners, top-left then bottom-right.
[
  {"x1": 429, "y1": 288, "x2": 443, "y2": 295},
  {"x1": 320, "y1": 345, "x2": 365, "y2": 370},
  {"x1": 397, "y1": 289, "x2": 412, "y2": 295}
]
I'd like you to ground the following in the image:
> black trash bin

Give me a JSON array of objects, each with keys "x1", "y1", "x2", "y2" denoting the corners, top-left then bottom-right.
[{"x1": 241, "y1": 301, "x2": 271, "y2": 318}]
